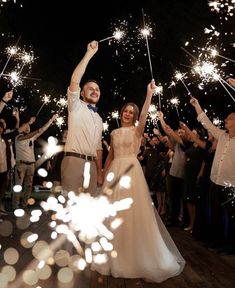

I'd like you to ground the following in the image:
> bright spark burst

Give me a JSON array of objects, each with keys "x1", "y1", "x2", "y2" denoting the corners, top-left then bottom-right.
[
  {"x1": 170, "y1": 97, "x2": 181, "y2": 119},
  {"x1": 40, "y1": 192, "x2": 133, "y2": 264},
  {"x1": 36, "y1": 94, "x2": 51, "y2": 116},
  {"x1": 55, "y1": 116, "x2": 65, "y2": 129},
  {"x1": 99, "y1": 29, "x2": 125, "y2": 43},
  {"x1": 170, "y1": 97, "x2": 180, "y2": 106},
  {"x1": 6, "y1": 45, "x2": 19, "y2": 58},
  {"x1": 208, "y1": 0, "x2": 235, "y2": 18},
  {"x1": 213, "y1": 117, "x2": 222, "y2": 126},
  {"x1": 173, "y1": 70, "x2": 191, "y2": 95},
  {"x1": 148, "y1": 104, "x2": 158, "y2": 120},
  {"x1": 193, "y1": 60, "x2": 220, "y2": 82},
  {"x1": 55, "y1": 96, "x2": 68, "y2": 113},
  {"x1": 154, "y1": 85, "x2": 163, "y2": 95},
  {"x1": 103, "y1": 121, "x2": 109, "y2": 132},
  {"x1": 140, "y1": 26, "x2": 152, "y2": 38},
  {"x1": 111, "y1": 111, "x2": 119, "y2": 119}
]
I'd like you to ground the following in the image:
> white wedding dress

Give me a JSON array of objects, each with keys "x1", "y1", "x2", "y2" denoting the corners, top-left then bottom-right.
[{"x1": 92, "y1": 126, "x2": 185, "y2": 283}]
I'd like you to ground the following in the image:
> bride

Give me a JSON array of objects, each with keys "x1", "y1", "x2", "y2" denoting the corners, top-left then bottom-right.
[{"x1": 92, "y1": 80, "x2": 185, "y2": 283}]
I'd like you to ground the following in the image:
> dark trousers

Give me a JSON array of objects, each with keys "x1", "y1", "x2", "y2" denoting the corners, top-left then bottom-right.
[
  {"x1": 193, "y1": 177, "x2": 212, "y2": 241},
  {"x1": 166, "y1": 175, "x2": 184, "y2": 225},
  {"x1": 0, "y1": 171, "x2": 8, "y2": 207},
  {"x1": 209, "y1": 182, "x2": 235, "y2": 248}
]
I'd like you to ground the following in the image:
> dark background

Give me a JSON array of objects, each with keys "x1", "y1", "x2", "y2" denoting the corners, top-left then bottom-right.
[{"x1": 0, "y1": 0, "x2": 235, "y2": 136}]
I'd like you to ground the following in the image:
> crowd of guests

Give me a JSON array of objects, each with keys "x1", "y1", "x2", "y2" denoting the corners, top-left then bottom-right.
[
  {"x1": 0, "y1": 90, "x2": 58, "y2": 221},
  {"x1": 1, "y1": 77, "x2": 235, "y2": 259},
  {"x1": 135, "y1": 92, "x2": 235, "y2": 256}
]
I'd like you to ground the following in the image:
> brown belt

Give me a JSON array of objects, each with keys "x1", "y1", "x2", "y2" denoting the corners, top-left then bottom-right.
[
  {"x1": 19, "y1": 160, "x2": 35, "y2": 165},
  {"x1": 64, "y1": 152, "x2": 96, "y2": 161}
]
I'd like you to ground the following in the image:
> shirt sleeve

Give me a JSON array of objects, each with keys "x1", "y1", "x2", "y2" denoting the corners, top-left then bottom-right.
[
  {"x1": 67, "y1": 87, "x2": 81, "y2": 112},
  {"x1": 197, "y1": 111, "x2": 224, "y2": 140}
]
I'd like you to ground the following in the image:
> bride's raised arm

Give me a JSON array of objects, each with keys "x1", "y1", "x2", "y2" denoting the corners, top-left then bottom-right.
[{"x1": 136, "y1": 80, "x2": 156, "y2": 137}]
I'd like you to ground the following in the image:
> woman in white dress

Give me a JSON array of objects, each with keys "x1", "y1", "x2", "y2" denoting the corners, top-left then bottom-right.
[{"x1": 92, "y1": 80, "x2": 185, "y2": 283}]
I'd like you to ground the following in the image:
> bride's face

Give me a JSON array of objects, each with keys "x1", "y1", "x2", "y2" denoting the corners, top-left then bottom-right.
[{"x1": 121, "y1": 105, "x2": 134, "y2": 126}]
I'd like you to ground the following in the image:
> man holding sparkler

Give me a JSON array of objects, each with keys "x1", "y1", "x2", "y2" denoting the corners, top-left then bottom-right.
[
  {"x1": 12, "y1": 114, "x2": 58, "y2": 210},
  {"x1": 61, "y1": 40, "x2": 103, "y2": 196},
  {"x1": 190, "y1": 96, "x2": 235, "y2": 255}
]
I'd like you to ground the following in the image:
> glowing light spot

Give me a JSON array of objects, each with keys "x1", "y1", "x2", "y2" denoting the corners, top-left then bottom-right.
[
  {"x1": 119, "y1": 175, "x2": 131, "y2": 188},
  {"x1": 21, "y1": 232, "x2": 37, "y2": 248},
  {"x1": 54, "y1": 250, "x2": 70, "y2": 267},
  {"x1": 46, "y1": 181, "x2": 53, "y2": 189},
  {"x1": 106, "y1": 172, "x2": 114, "y2": 182},
  {"x1": 32, "y1": 241, "x2": 53, "y2": 261},
  {"x1": 22, "y1": 270, "x2": 38, "y2": 285},
  {"x1": 110, "y1": 217, "x2": 123, "y2": 229},
  {"x1": 36, "y1": 264, "x2": 52, "y2": 280},
  {"x1": 57, "y1": 267, "x2": 74, "y2": 283},
  {"x1": 37, "y1": 168, "x2": 48, "y2": 177},
  {"x1": 83, "y1": 162, "x2": 91, "y2": 189},
  {"x1": 1, "y1": 265, "x2": 16, "y2": 282},
  {"x1": 13, "y1": 185, "x2": 22, "y2": 193},
  {"x1": 4, "y1": 248, "x2": 19, "y2": 265},
  {"x1": 0, "y1": 273, "x2": 8, "y2": 288},
  {"x1": 0, "y1": 220, "x2": 13, "y2": 237},
  {"x1": 27, "y1": 233, "x2": 39, "y2": 243}
]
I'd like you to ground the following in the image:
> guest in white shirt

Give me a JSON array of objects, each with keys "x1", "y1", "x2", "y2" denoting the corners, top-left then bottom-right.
[
  {"x1": 190, "y1": 96, "x2": 235, "y2": 254},
  {"x1": 12, "y1": 114, "x2": 57, "y2": 209}
]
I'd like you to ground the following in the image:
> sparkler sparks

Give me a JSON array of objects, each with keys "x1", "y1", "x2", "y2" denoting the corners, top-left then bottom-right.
[
  {"x1": 40, "y1": 192, "x2": 133, "y2": 263},
  {"x1": 36, "y1": 94, "x2": 51, "y2": 116},
  {"x1": 0, "y1": 189, "x2": 133, "y2": 285},
  {"x1": 154, "y1": 85, "x2": 163, "y2": 111},
  {"x1": 208, "y1": 0, "x2": 235, "y2": 18},
  {"x1": 111, "y1": 110, "x2": 120, "y2": 127},
  {"x1": 98, "y1": 29, "x2": 125, "y2": 43},
  {"x1": 55, "y1": 96, "x2": 68, "y2": 114},
  {"x1": 55, "y1": 116, "x2": 65, "y2": 129},
  {"x1": 170, "y1": 97, "x2": 180, "y2": 119},
  {"x1": 174, "y1": 71, "x2": 191, "y2": 96},
  {"x1": 1, "y1": 41, "x2": 36, "y2": 87},
  {"x1": 210, "y1": 47, "x2": 235, "y2": 63},
  {"x1": 141, "y1": 9, "x2": 154, "y2": 80}
]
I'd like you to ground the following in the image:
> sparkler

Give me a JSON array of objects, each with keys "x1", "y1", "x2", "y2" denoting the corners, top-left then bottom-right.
[
  {"x1": 1, "y1": 45, "x2": 36, "y2": 87},
  {"x1": 0, "y1": 35, "x2": 21, "y2": 79},
  {"x1": 170, "y1": 97, "x2": 180, "y2": 119},
  {"x1": 103, "y1": 121, "x2": 109, "y2": 132},
  {"x1": 181, "y1": 46, "x2": 197, "y2": 60},
  {"x1": 39, "y1": 190, "x2": 133, "y2": 263},
  {"x1": 141, "y1": 8, "x2": 154, "y2": 80},
  {"x1": 217, "y1": 77, "x2": 235, "y2": 102},
  {"x1": 98, "y1": 29, "x2": 124, "y2": 43},
  {"x1": 210, "y1": 48, "x2": 235, "y2": 63},
  {"x1": 55, "y1": 116, "x2": 65, "y2": 129},
  {"x1": 56, "y1": 96, "x2": 68, "y2": 114},
  {"x1": 147, "y1": 104, "x2": 161, "y2": 130},
  {"x1": 174, "y1": 71, "x2": 191, "y2": 96},
  {"x1": 17, "y1": 50, "x2": 35, "y2": 75},
  {"x1": 222, "y1": 78, "x2": 235, "y2": 92},
  {"x1": 111, "y1": 110, "x2": 119, "y2": 127},
  {"x1": 154, "y1": 85, "x2": 163, "y2": 111},
  {"x1": 192, "y1": 59, "x2": 235, "y2": 102},
  {"x1": 36, "y1": 94, "x2": 51, "y2": 116},
  {"x1": 208, "y1": 0, "x2": 235, "y2": 18}
]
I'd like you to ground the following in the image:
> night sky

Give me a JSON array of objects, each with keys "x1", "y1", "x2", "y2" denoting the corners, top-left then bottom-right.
[{"x1": 0, "y1": 0, "x2": 235, "y2": 135}]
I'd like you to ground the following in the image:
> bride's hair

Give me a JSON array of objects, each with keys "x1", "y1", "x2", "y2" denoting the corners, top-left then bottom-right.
[{"x1": 120, "y1": 102, "x2": 139, "y2": 125}]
